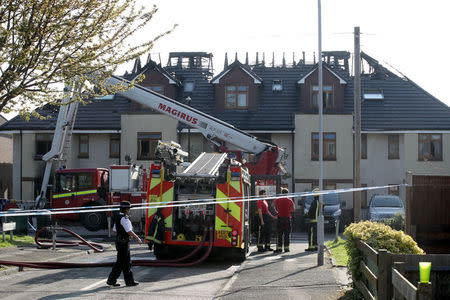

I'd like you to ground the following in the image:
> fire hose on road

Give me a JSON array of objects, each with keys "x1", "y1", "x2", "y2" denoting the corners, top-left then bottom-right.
[{"x1": 0, "y1": 226, "x2": 214, "y2": 269}]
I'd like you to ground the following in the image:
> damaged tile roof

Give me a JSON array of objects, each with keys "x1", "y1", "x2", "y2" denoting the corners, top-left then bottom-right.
[{"x1": 1, "y1": 51, "x2": 450, "y2": 132}]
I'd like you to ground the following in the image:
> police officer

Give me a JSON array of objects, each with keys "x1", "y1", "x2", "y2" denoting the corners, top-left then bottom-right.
[
  {"x1": 107, "y1": 201, "x2": 142, "y2": 287},
  {"x1": 305, "y1": 189, "x2": 320, "y2": 252}
]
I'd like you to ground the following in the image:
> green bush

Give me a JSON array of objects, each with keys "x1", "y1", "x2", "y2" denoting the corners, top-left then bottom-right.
[
  {"x1": 381, "y1": 212, "x2": 405, "y2": 231},
  {"x1": 343, "y1": 221, "x2": 424, "y2": 281}
]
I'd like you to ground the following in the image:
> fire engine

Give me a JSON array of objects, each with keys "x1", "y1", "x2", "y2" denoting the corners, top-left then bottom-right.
[
  {"x1": 145, "y1": 141, "x2": 251, "y2": 260},
  {"x1": 35, "y1": 72, "x2": 284, "y2": 241},
  {"x1": 50, "y1": 165, "x2": 148, "y2": 231}
]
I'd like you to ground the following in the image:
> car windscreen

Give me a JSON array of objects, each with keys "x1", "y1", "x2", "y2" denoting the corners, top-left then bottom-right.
[
  {"x1": 54, "y1": 172, "x2": 93, "y2": 193},
  {"x1": 371, "y1": 196, "x2": 403, "y2": 207}
]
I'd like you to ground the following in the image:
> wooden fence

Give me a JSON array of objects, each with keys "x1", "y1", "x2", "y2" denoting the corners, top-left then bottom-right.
[{"x1": 355, "y1": 240, "x2": 450, "y2": 300}]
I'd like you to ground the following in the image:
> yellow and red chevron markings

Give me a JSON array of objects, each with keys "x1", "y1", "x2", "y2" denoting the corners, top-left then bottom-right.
[
  {"x1": 215, "y1": 167, "x2": 243, "y2": 248},
  {"x1": 145, "y1": 164, "x2": 174, "y2": 241}
]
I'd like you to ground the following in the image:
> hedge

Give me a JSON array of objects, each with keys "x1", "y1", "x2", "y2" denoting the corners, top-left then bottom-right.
[{"x1": 343, "y1": 221, "x2": 424, "y2": 281}]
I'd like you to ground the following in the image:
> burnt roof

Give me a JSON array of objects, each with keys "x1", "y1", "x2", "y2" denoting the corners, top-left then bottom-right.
[{"x1": 2, "y1": 51, "x2": 450, "y2": 132}]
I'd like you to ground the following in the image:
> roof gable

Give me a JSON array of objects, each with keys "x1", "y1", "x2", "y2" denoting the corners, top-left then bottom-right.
[
  {"x1": 211, "y1": 60, "x2": 262, "y2": 84},
  {"x1": 297, "y1": 64, "x2": 347, "y2": 84},
  {"x1": 126, "y1": 58, "x2": 180, "y2": 85}
]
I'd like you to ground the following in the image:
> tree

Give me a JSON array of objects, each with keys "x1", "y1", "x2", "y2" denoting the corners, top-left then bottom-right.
[{"x1": 0, "y1": 0, "x2": 176, "y2": 119}]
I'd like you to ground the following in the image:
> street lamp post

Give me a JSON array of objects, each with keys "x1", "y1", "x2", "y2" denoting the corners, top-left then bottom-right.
[{"x1": 317, "y1": 0, "x2": 325, "y2": 267}]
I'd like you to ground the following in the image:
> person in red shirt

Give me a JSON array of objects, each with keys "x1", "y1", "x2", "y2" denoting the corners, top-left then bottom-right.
[
  {"x1": 272, "y1": 188, "x2": 294, "y2": 253},
  {"x1": 257, "y1": 190, "x2": 276, "y2": 252}
]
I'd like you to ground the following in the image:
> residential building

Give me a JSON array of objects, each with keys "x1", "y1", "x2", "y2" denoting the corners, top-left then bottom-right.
[{"x1": 1, "y1": 51, "x2": 450, "y2": 223}]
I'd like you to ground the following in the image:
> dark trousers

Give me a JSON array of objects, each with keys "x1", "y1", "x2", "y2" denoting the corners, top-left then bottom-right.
[
  {"x1": 307, "y1": 221, "x2": 317, "y2": 249},
  {"x1": 257, "y1": 214, "x2": 272, "y2": 249},
  {"x1": 276, "y1": 217, "x2": 292, "y2": 250},
  {"x1": 107, "y1": 241, "x2": 135, "y2": 285}
]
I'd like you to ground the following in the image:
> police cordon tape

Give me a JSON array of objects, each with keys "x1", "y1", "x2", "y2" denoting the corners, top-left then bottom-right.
[{"x1": 0, "y1": 184, "x2": 405, "y2": 218}]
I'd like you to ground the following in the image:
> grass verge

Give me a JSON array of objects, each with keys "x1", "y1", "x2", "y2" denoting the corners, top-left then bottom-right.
[
  {"x1": 325, "y1": 236, "x2": 348, "y2": 266},
  {"x1": 0, "y1": 234, "x2": 35, "y2": 248}
]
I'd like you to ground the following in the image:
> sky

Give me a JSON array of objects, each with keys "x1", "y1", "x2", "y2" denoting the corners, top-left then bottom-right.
[{"x1": 2, "y1": 0, "x2": 450, "y2": 119}]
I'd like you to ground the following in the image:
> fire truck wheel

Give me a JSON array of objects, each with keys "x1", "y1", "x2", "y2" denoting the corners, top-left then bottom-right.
[
  {"x1": 153, "y1": 244, "x2": 170, "y2": 260},
  {"x1": 81, "y1": 204, "x2": 106, "y2": 232}
]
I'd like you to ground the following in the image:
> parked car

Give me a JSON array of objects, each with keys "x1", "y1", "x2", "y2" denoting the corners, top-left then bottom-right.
[
  {"x1": 369, "y1": 195, "x2": 405, "y2": 222},
  {"x1": 298, "y1": 193, "x2": 342, "y2": 231}
]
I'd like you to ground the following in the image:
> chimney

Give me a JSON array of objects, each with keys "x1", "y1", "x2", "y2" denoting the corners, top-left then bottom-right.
[
  {"x1": 292, "y1": 52, "x2": 295, "y2": 66},
  {"x1": 245, "y1": 52, "x2": 249, "y2": 65},
  {"x1": 272, "y1": 52, "x2": 275, "y2": 67},
  {"x1": 262, "y1": 52, "x2": 265, "y2": 66},
  {"x1": 147, "y1": 53, "x2": 152, "y2": 64},
  {"x1": 302, "y1": 51, "x2": 305, "y2": 64},
  {"x1": 313, "y1": 52, "x2": 316, "y2": 64},
  {"x1": 224, "y1": 52, "x2": 229, "y2": 68},
  {"x1": 132, "y1": 58, "x2": 141, "y2": 73},
  {"x1": 235, "y1": 52, "x2": 238, "y2": 62},
  {"x1": 256, "y1": 52, "x2": 259, "y2": 65},
  {"x1": 282, "y1": 52, "x2": 286, "y2": 68}
]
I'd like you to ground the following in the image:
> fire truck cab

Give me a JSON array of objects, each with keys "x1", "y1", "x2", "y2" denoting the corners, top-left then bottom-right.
[
  {"x1": 51, "y1": 165, "x2": 148, "y2": 231},
  {"x1": 51, "y1": 168, "x2": 109, "y2": 231}
]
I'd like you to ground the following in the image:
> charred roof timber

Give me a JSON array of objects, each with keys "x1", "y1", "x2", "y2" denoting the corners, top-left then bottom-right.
[
  {"x1": 322, "y1": 51, "x2": 350, "y2": 73},
  {"x1": 360, "y1": 51, "x2": 394, "y2": 79},
  {"x1": 167, "y1": 52, "x2": 213, "y2": 74}
]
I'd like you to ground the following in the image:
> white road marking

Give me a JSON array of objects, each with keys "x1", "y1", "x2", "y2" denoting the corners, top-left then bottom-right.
[{"x1": 80, "y1": 279, "x2": 107, "y2": 291}]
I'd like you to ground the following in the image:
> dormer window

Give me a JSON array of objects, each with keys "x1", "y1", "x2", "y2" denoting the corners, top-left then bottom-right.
[
  {"x1": 226, "y1": 85, "x2": 248, "y2": 109},
  {"x1": 184, "y1": 81, "x2": 195, "y2": 93},
  {"x1": 272, "y1": 80, "x2": 283, "y2": 92},
  {"x1": 311, "y1": 85, "x2": 333, "y2": 110},
  {"x1": 363, "y1": 89, "x2": 384, "y2": 100}
]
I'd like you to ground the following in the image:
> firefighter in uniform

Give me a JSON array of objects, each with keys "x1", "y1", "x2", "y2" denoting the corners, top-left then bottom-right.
[
  {"x1": 272, "y1": 188, "x2": 294, "y2": 253},
  {"x1": 305, "y1": 189, "x2": 320, "y2": 251},
  {"x1": 257, "y1": 190, "x2": 276, "y2": 252},
  {"x1": 107, "y1": 201, "x2": 142, "y2": 287}
]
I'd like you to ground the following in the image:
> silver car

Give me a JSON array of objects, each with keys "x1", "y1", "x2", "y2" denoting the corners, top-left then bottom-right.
[{"x1": 369, "y1": 195, "x2": 405, "y2": 222}]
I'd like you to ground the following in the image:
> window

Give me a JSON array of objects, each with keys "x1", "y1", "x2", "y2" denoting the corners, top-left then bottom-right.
[
  {"x1": 35, "y1": 133, "x2": 53, "y2": 159},
  {"x1": 78, "y1": 134, "x2": 89, "y2": 158},
  {"x1": 312, "y1": 85, "x2": 333, "y2": 110},
  {"x1": 363, "y1": 89, "x2": 384, "y2": 100},
  {"x1": 225, "y1": 85, "x2": 248, "y2": 109},
  {"x1": 109, "y1": 135, "x2": 120, "y2": 158},
  {"x1": 137, "y1": 132, "x2": 161, "y2": 160},
  {"x1": 361, "y1": 134, "x2": 367, "y2": 159},
  {"x1": 418, "y1": 133, "x2": 442, "y2": 161},
  {"x1": 54, "y1": 172, "x2": 93, "y2": 193},
  {"x1": 184, "y1": 81, "x2": 195, "y2": 93},
  {"x1": 388, "y1": 134, "x2": 399, "y2": 159},
  {"x1": 311, "y1": 132, "x2": 336, "y2": 161},
  {"x1": 272, "y1": 80, "x2": 283, "y2": 92},
  {"x1": 148, "y1": 85, "x2": 164, "y2": 95}
]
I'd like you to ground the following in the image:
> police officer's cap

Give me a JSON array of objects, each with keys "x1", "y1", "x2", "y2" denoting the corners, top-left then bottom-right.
[{"x1": 120, "y1": 201, "x2": 131, "y2": 208}]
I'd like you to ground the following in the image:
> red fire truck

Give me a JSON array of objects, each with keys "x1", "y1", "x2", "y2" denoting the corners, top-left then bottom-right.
[
  {"x1": 145, "y1": 147, "x2": 251, "y2": 261},
  {"x1": 50, "y1": 164, "x2": 148, "y2": 231}
]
